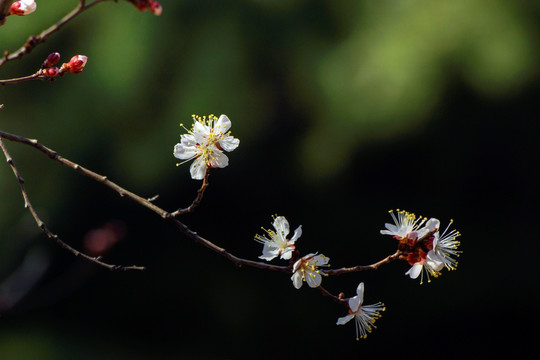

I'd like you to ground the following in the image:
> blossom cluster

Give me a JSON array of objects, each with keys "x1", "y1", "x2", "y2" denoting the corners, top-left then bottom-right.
[
  {"x1": 254, "y1": 215, "x2": 384, "y2": 340},
  {"x1": 172, "y1": 115, "x2": 462, "y2": 340},
  {"x1": 254, "y1": 215, "x2": 331, "y2": 289},
  {"x1": 380, "y1": 209, "x2": 461, "y2": 284}
]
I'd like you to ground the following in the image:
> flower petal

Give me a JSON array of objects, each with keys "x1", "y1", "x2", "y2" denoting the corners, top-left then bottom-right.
[
  {"x1": 208, "y1": 149, "x2": 229, "y2": 168},
  {"x1": 173, "y1": 143, "x2": 197, "y2": 160},
  {"x1": 180, "y1": 133, "x2": 197, "y2": 145},
  {"x1": 219, "y1": 136, "x2": 240, "y2": 152},
  {"x1": 306, "y1": 272, "x2": 322, "y2": 288},
  {"x1": 280, "y1": 247, "x2": 294, "y2": 260},
  {"x1": 189, "y1": 157, "x2": 207, "y2": 180},
  {"x1": 313, "y1": 254, "x2": 329, "y2": 266},
  {"x1": 348, "y1": 295, "x2": 362, "y2": 312},
  {"x1": 193, "y1": 119, "x2": 210, "y2": 138},
  {"x1": 214, "y1": 114, "x2": 232, "y2": 134},
  {"x1": 426, "y1": 218, "x2": 440, "y2": 231},
  {"x1": 426, "y1": 251, "x2": 444, "y2": 271},
  {"x1": 336, "y1": 314, "x2": 355, "y2": 325},
  {"x1": 355, "y1": 282, "x2": 365, "y2": 301},
  {"x1": 291, "y1": 272, "x2": 303, "y2": 289},
  {"x1": 380, "y1": 223, "x2": 398, "y2": 236},
  {"x1": 259, "y1": 245, "x2": 279, "y2": 261},
  {"x1": 292, "y1": 259, "x2": 302, "y2": 272},
  {"x1": 417, "y1": 218, "x2": 440, "y2": 239},
  {"x1": 290, "y1": 225, "x2": 302, "y2": 243},
  {"x1": 405, "y1": 263, "x2": 423, "y2": 279},
  {"x1": 273, "y1": 216, "x2": 290, "y2": 238}
]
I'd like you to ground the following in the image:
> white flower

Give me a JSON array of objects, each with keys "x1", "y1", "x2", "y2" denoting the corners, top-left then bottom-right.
[
  {"x1": 404, "y1": 218, "x2": 461, "y2": 284},
  {"x1": 336, "y1": 282, "x2": 385, "y2": 340},
  {"x1": 10, "y1": 0, "x2": 37, "y2": 15},
  {"x1": 404, "y1": 251, "x2": 444, "y2": 284},
  {"x1": 429, "y1": 219, "x2": 461, "y2": 271},
  {"x1": 380, "y1": 209, "x2": 427, "y2": 241},
  {"x1": 173, "y1": 114, "x2": 240, "y2": 180},
  {"x1": 291, "y1": 253, "x2": 329, "y2": 289},
  {"x1": 255, "y1": 216, "x2": 301, "y2": 261}
]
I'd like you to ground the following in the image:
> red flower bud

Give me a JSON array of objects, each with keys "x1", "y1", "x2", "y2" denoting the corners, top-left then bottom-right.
[
  {"x1": 148, "y1": 0, "x2": 162, "y2": 16},
  {"x1": 10, "y1": 0, "x2": 37, "y2": 16},
  {"x1": 43, "y1": 67, "x2": 60, "y2": 77},
  {"x1": 42, "y1": 52, "x2": 61, "y2": 68},
  {"x1": 61, "y1": 55, "x2": 88, "y2": 74},
  {"x1": 130, "y1": 0, "x2": 148, "y2": 11},
  {"x1": 130, "y1": 0, "x2": 162, "y2": 15}
]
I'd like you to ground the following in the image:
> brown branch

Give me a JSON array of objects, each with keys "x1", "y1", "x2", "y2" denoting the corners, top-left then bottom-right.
[
  {"x1": 318, "y1": 285, "x2": 347, "y2": 305},
  {"x1": 0, "y1": 72, "x2": 47, "y2": 85},
  {"x1": 170, "y1": 169, "x2": 211, "y2": 216},
  {"x1": 325, "y1": 250, "x2": 402, "y2": 276},
  {"x1": 0, "y1": 131, "x2": 170, "y2": 216},
  {"x1": 171, "y1": 217, "x2": 290, "y2": 273},
  {"x1": 0, "y1": 131, "x2": 403, "y2": 278},
  {"x1": 0, "y1": 130, "x2": 289, "y2": 273},
  {"x1": 0, "y1": 137, "x2": 145, "y2": 271},
  {"x1": 0, "y1": 0, "x2": 110, "y2": 67}
]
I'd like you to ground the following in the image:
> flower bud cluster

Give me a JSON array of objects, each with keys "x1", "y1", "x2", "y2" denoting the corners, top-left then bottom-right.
[
  {"x1": 129, "y1": 0, "x2": 162, "y2": 16},
  {"x1": 40, "y1": 53, "x2": 88, "y2": 78}
]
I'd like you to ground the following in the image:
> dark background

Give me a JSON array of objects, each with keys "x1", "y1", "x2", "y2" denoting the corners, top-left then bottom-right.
[{"x1": 0, "y1": 1, "x2": 538, "y2": 358}]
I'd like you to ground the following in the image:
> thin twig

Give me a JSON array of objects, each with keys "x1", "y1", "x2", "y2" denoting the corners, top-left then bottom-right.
[
  {"x1": 0, "y1": 0, "x2": 110, "y2": 67},
  {"x1": 325, "y1": 250, "x2": 402, "y2": 276},
  {"x1": 0, "y1": 137, "x2": 145, "y2": 271},
  {"x1": 0, "y1": 130, "x2": 290, "y2": 273},
  {"x1": 0, "y1": 72, "x2": 47, "y2": 85},
  {"x1": 170, "y1": 170, "x2": 211, "y2": 216},
  {"x1": 318, "y1": 285, "x2": 347, "y2": 305},
  {"x1": 0, "y1": 131, "x2": 168, "y2": 217}
]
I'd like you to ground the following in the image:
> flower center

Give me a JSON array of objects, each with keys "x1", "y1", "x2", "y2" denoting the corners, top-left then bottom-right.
[
  {"x1": 398, "y1": 234, "x2": 435, "y2": 263},
  {"x1": 298, "y1": 255, "x2": 329, "y2": 280}
]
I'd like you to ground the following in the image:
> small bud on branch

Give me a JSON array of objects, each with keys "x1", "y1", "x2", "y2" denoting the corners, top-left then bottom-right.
[
  {"x1": 42, "y1": 52, "x2": 61, "y2": 68},
  {"x1": 60, "y1": 55, "x2": 88, "y2": 74},
  {"x1": 9, "y1": 0, "x2": 36, "y2": 16},
  {"x1": 42, "y1": 67, "x2": 60, "y2": 77},
  {"x1": 129, "y1": 0, "x2": 162, "y2": 16}
]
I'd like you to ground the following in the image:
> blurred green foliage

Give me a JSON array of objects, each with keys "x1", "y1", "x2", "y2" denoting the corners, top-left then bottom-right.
[
  {"x1": 299, "y1": 0, "x2": 538, "y2": 177},
  {"x1": 1, "y1": 0, "x2": 538, "y2": 187}
]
